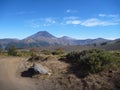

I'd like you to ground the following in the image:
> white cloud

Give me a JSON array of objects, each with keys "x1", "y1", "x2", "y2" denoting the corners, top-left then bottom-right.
[
  {"x1": 66, "y1": 20, "x2": 81, "y2": 25},
  {"x1": 31, "y1": 22, "x2": 40, "y2": 28},
  {"x1": 64, "y1": 16, "x2": 79, "y2": 20},
  {"x1": 66, "y1": 9, "x2": 71, "y2": 13},
  {"x1": 28, "y1": 14, "x2": 120, "y2": 28},
  {"x1": 66, "y1": 9, "x2": 78, "y2": 13},
  {"x1": 44, "y1": 18, "x2": 56, "y2": 24},
  {"x1": 108, "y1": 14, "x2": 118, "y2": 18},
  {"x1": 41, "y1": 18, "x2": 56, "y2": 26},
  {"x1": 98, "y1": 13, "x2": 119, "y2": 18},
  {"x1": 64, "y1": 18, "x2": 119, "y2": 27},
  {"x1": 98, "y1": 14, "x2": 106, "y2": 17},
  {"x1": 81, "y1": 18, "x2": 118, "y2": 27},
  {"x1": 81, "y1": 18, "x2": 100, "y2": 27},
  {"x1": 28, "y1": 17, "x2": 57, "y2": 28}
]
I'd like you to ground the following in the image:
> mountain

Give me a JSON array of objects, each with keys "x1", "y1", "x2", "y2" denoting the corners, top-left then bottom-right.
[
  {"x1": 0, "y1": 39, "x2": 19, "y2": 44},
  {"x1": 23, "y1": 31, "x2": 57, "y2": 43},
  {"x1": 75, "y1": 38, "x2": 109, "y2": 45},
  {"x1": 98, "y1": 38, "x2": 120, "y2": 50},
  {"x1": 0, "y1": 39, "x2": 20, "y2": 50},
  {"x1": 25, "y1": 31, "x2": 56, "y2": 39},
  {"x1": 0, "y1": 31, "x2": 112, "y2": 49},
  {"x1": 22, "y1": 31, "x2": 58, "y2": 47},
  {"x1": 60, "y1": 36, "x2": 75, "y2": 40}
]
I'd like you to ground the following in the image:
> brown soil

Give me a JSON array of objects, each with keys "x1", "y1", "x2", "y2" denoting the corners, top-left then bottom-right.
[{"x1": 0, "y1": 56, "x2": 119, "y2": 90}]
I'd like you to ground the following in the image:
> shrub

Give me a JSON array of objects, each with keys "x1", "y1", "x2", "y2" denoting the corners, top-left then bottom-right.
[
  {"x1": 66, "y1": 49, "x2": 115, "y2": 74},
  {"x1": 52, "y1": 48, "x2": 65, "y2": 55},
  {"x1": 41, "y1": 50, "x2": 51, "y2": 55},
  {"x1": 100, "y1": 42, "x2": 107, "y2": 46},
  {"x1": 17, "y1": 51, "x2": 31, "y2": 57},
  {"x1": 28, "y1": 55, "x2": 47, "y2": 62},
  {"x1": 0, "y1": 48, "x2": 2, "y2": 55},
  {"x1": 114, "y1": 73, "x2": 120, "y2": 88},
  {"x1": 8, "y1": 45, "x2": 17, "y2": 56}
]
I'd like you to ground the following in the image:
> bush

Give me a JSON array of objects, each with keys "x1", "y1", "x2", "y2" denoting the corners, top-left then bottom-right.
[
  {"x1": 28, "y1": 55, "x2": 47, "y2": 62},
  {"x1": 17, "y1": 51, "x2": 31, "y2": 57},
  {"x1": 8, "y1": 45, "x2": 17, "y2": 56},
  {"x1": 66, "y1": 49, "x2": 115, "y2": 74},
  {"x1": 0, "y1": 48, "x2": 2, "y2": 55},
  {"x1": 52, "y1": 48, "x2": 65, "y2": 55},
  {"x1": 41, "y1": 50, "x2": 51, "y2": 55}
]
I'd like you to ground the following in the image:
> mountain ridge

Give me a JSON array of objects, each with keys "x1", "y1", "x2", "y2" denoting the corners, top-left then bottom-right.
[{"x1": 0, "y1": 31, "x2": 117, "y2": 49}]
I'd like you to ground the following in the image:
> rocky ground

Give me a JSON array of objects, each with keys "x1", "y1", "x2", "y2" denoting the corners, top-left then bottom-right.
[{"x1": 0, "y1": 56, "x2": 119, "y2": 90}]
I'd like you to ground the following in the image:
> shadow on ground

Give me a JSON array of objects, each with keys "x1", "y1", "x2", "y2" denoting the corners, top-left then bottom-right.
[{"x1": 21, "y1": 68, "x2": 37, "y2": 77}]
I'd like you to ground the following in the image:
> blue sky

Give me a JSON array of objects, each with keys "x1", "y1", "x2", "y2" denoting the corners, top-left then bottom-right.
[{"x1": 0, "y1": 0, "x2": 120, "y2": 40}]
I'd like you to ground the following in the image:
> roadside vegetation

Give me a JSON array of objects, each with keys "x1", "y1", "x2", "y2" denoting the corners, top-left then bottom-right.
[
  {"x1": 8, "y1": 45, "x2": 17, "y2": 56},
  {"x1": 65, "y1": 49, "x2": 120, "y2": 75},
  {"x1": 0, "y1": 46, "x2": 120, "y2": 90}
]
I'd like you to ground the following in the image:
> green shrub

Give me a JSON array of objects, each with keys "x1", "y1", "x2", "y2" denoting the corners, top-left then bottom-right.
[
  {"x1": 8, "y1": 45, "x2": 17, "y2": 56},
  {"x1": 52, "y1": 48, "x2": 65, "y2": 55},
  {"x1": 112, "y1": 51, "x2": 120, "y2": 57},
  {"x1": 0, "y1": 48, "x2": 2, "y2": 55},
  {"x1": 41, "y1": 50, "x2": 51, "y2": 55},
  {"x1": 17, "y1": 51, "x2": 31, "y2": 57},
  {"x1": 66, "y1": 49, "x2": 115, "y2": 74}
]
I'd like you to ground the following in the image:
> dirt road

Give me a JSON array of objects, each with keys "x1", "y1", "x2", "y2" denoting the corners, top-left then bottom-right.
[
  {"x1": 0, "y1": 56, "x2": 67, "y2": 90},
  {"x1": 0, "y1": 57, "x2": 38, "y2": 90}
]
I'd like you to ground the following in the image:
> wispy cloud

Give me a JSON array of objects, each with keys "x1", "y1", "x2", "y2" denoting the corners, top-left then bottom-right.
[
  {"x1": 63, "y1": 16, "x2": 79, "y2": 20},
  {"x1": 98, "y1": 13, "x2": 119, "y2": 18},
  {"x1": 28, "y1": 13, "x2": 120, "y2": 28},
  {"x1": 16, "y1": 11, "x2": 35, "y2": 15},
  {"x1": 66, "y1": 20, "x2": 81, "y2": 25},
  {"x1": 66, "y1": 9, "x2": 78, "y2": 13},
  {"x1": 65, "y1": 18, "x2": 119, "y2": 27},
  {"x1": 44, "y1": 18, "x2": 56, "y2": 24},
  {"x1": 81, "y1": 18, "x2": 118, "y2": 27},
  {"x1": 98, "y1": 14, "x2": 106, "y2": 17},
  {"x1": 42, "y1": 18, "x2": 56, "y2": 26},
  {"x1": 63, "y1": 13, "x2": 120, "y2": 27},
  {"x1": 108, "y1": 14, "x2": 119, "y2": 18},
  {"x1": 28, "y1": 17, "x2": 57, "y2": 28},
  {"x1": 31, "y1": 22, "x2": 40, "y2": 28}
]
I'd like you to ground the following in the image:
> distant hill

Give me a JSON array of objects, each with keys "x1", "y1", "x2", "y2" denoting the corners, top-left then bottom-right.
[
  {"x1": 0, "y1": 31, "x2": 117, "y2": 49},
  {"x1": 98, "y1": 38, "x2": 120, "y2": 50}
]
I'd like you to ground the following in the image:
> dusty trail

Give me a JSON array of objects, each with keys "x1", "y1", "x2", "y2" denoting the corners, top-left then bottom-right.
[{"x1": 0, "y1": 57, "x2": 38, "y2": 90}]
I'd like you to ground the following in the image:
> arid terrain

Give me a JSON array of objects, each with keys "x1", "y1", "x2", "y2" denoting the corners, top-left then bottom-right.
[
  {"x1": 0, "y1": 0, "x2": 120, "y2": 90},
  {"x1": 0, "y1": 56, "x2": 71, "y2": 90},
  {"x1": 0, "y1": 54, "x2": 120, "y2": 90},
  {"x1": 0, "y1": 57, "x2": 39, "y2": 90}
]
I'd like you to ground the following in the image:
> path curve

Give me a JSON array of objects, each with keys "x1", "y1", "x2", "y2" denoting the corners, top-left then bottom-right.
[{"x1": 0, "y1": 57, "x2": 37, "y2": 90}]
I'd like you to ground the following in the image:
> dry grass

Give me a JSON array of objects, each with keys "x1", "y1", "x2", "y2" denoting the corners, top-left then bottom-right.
[{"x1": 0, "y1": 55, "x2": 120, "y2": 90}]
